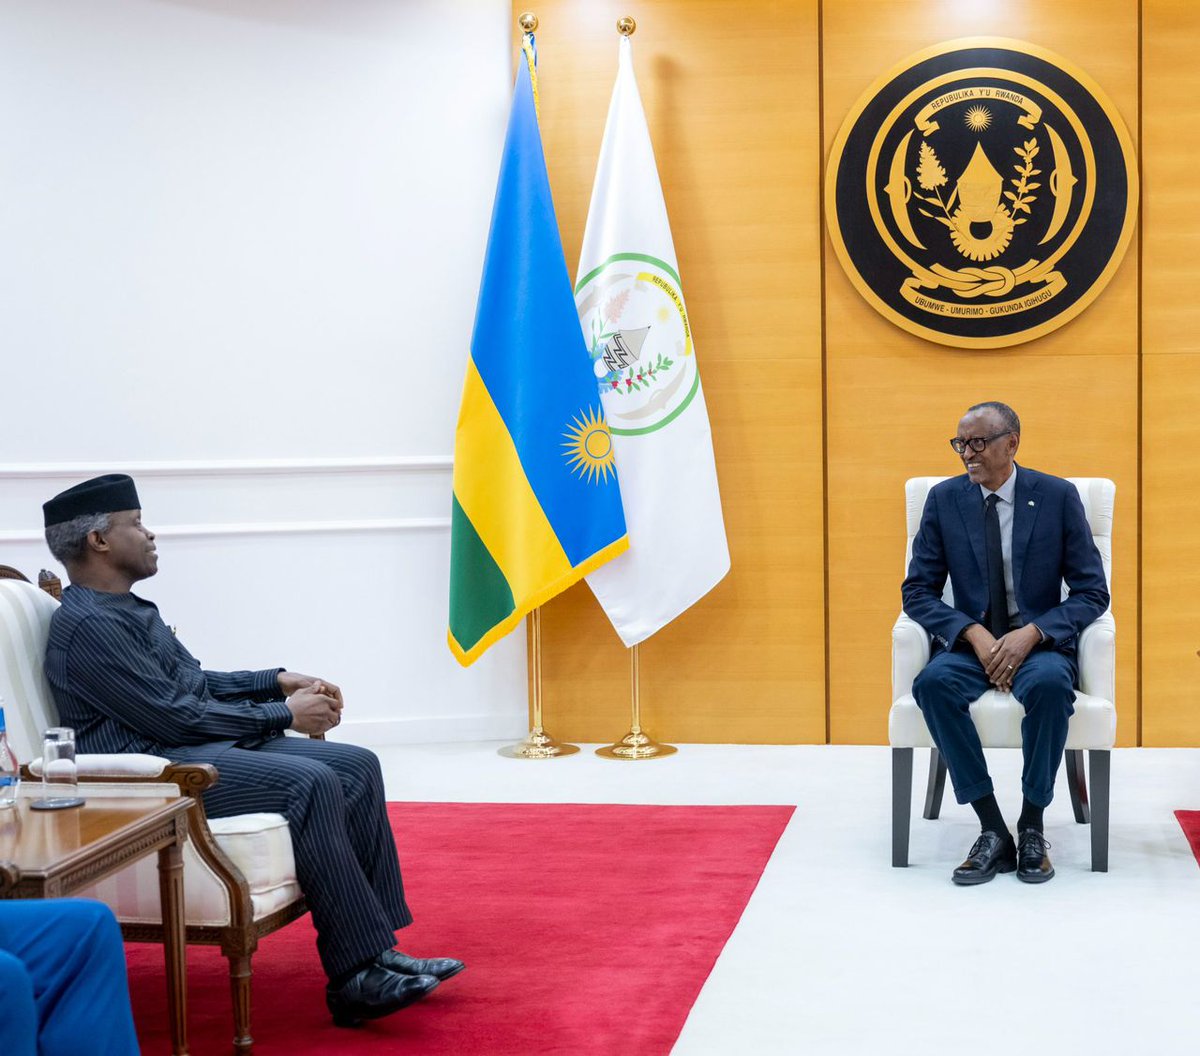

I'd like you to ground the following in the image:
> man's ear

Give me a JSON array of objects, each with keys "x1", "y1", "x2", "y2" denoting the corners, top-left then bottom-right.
[{"x1": 86, "y1": 529, "x2": 110, "y2": 554}]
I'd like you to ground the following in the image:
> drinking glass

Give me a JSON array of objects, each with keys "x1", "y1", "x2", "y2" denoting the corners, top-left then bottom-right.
[{"x1": 30, "y1": 726, "x2": 85, "y2": 810}]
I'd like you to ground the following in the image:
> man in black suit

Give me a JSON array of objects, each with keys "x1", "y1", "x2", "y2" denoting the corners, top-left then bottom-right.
[
  {"x1": 902, "y1": 402, "x2": 1109, "y2": 885},
  {"x1": 41, "y1": 474, "x2": 464, "y2": 1026}
]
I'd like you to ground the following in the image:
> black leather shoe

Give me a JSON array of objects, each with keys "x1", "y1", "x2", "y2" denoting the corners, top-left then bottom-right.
[
  {"x1": 378, "y1": 949, "x2": 465, "y2": 981},
  {"x1": 1017, "y1": 828, "x2": 1055, "y2": 883},
  {"x1": 952, "y1": 830, "x2": 1017, "y2": 886},
  {"x1": 326, "y1": 965, "x2": 439, "y2": 1028}
]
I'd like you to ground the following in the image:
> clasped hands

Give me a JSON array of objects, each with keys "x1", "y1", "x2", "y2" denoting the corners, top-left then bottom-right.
[
  {"x1": 279, "y1": 670, "x2": 344, "y2": 735},
  {"x1": 962, "y1": 623, "x2": 1042, "y2": 692}
]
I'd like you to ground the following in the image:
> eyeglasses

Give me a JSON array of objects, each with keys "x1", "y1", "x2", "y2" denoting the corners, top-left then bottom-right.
[{"x1": 949, "y1": 431, "x2": 1013, "y2": 455}]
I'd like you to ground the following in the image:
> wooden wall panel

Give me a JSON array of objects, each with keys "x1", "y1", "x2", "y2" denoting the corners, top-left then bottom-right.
[
  {"x1": 521, "y1": 1, "x2": 827, "y2": 743},
  {"x1": 1142, "y1": 0, "x2": 1200, "y2": 745},
  {"x1": 515, "y1": 1, "x2": 1158, "y2": 747},
  {"x1": 823, "y1": 1, "x2": 1140, "y2": 745}
]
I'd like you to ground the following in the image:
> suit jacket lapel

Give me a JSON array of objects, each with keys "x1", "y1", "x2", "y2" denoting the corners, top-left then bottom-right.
[
  {"x1": 1011, "y1": 465, "x2": 1041, "y2": 600},
  {"x1": 955, "y1": 476, "x2": 987, "y2": 586}
]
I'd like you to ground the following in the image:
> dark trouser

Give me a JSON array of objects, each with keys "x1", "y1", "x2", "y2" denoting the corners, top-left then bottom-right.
[
  {"x1": 0, "y1": 899, "x2": 140, "y2": 1056},
  {"x1": 913, "y1": 646, "x2": 1076, "y2": 809},
  {"x1": 201, "y1": 737, "x2": 412, "y2": 979}
]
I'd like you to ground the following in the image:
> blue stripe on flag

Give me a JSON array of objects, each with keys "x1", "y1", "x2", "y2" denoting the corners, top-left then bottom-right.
[{"x1": 468, "y1": 56, "x2": 626, "y2": 567}]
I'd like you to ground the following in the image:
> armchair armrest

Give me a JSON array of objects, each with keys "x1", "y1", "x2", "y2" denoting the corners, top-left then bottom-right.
[
  {"x1": 19, "y1": 757, "x2": 220, "y2": 807},
  {"x1": 20, "y1": 756, "x2": 218, "y2": 796},
  {"x1": 23, "y1": 752, "x2": 174, "y2": 780},
  {"x1": 1077, "y1": 612, "x2": 1115, "y2": 703},
  {"x1": 161, "y1": 763, "x2": 220, "y2": 800},
  {"x1": 892, "y1": 613, "x2": 930, "y2": 702}
]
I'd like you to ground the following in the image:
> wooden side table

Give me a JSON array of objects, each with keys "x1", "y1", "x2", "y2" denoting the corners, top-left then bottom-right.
[{"x1": 0, "y1": 793, "x2": 192, "y2": 1055}]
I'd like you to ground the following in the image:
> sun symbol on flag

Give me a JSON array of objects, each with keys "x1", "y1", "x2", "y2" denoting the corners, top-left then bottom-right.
[
  {"x1": 964, "y1": 105, "x2": 992, "y2": 132},
  {"x1": 563, "y1": 407, "x2": 617, "y2": 484}
]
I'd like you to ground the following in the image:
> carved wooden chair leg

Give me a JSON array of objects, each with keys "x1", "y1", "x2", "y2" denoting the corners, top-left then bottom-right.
[
  {"x1": 1089, "y1": 750, "x2": 1111, "y2": 872},
  {"x1": 1064, "y1": 748, "x2": 1090, "y2": 824},
  {"x1": 923, "y1": 747, "x2": 947, "y2": 820},
  {"x1": 225, "y1": 948, "x2": 255, "y2": 1054},
  {"x1": 892, "y1": 747, "x2": 913, "y2": 867}
]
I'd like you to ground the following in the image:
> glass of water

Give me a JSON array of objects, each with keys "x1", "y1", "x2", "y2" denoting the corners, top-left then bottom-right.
[{"x1": 30, "y1": 727, "x2": 85, "y2": 810}]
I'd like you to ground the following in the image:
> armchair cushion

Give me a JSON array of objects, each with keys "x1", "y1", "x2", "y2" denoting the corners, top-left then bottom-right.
[
  {"x1": 207, "y1": 813, "x2": 299, "y2": 900},
  {"x1": 81, "y1": 811, "x2": 300, "y2": 927},
  {"x1": 889, "y1": 689, "x2": 1117, "y2": 750}
]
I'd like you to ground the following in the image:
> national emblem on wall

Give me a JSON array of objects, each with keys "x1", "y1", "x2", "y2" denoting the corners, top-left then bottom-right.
[{"x1": 826, "y1": 37, "x2": 1138, "y2": 348}]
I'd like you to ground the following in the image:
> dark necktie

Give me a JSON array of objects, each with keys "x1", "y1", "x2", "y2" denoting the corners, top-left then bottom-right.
[{"x1": 984, "y1": 493, "x2": 1009, "y2": 638}]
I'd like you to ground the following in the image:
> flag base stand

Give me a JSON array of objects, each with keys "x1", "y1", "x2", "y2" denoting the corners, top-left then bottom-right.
[
  {"x1": 595, "y1": 642, "x2": 678, "y2": 760},
  {"x1": 596, "y1": 726, "x2": 676, "y2": 760},
  {"x1": 500, "y1": 608, "x2": 580, "y2": 760},
  {"x1": 499, "y1": 727, "x2": 580, "y2": 760}
]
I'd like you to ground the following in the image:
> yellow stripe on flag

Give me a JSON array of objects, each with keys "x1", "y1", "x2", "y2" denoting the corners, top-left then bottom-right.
[{"x1": 454, "y1": 360, "x2": 573, "y2": 601}]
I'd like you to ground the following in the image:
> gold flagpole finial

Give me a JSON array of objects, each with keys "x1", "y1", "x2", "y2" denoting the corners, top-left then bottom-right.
[
  {"x1": 616, "y1": 16, "x2": 636, "y2": 36},
  {"x1": 518, "y1": 12, "x2": 540, "y2": 118}
]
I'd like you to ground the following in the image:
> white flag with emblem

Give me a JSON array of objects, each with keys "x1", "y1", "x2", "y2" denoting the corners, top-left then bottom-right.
[{"x1": 575, "y1": 36, "x2": 730, "y2": 647}]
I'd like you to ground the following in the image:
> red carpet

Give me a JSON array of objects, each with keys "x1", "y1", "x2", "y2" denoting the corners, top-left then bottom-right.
[
  {"x1": 1175, "y1": 810, "x2": 1200, "y2": 867},
  {"x1": 126, "y1": 802, "x2": 794, "y2": 1055}
]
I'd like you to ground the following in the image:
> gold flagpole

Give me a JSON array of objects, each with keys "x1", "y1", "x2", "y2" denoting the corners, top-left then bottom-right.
[
  {"x1": 596, "y1": 642, "x2": 678, "y2": 759},
  {"x1": 500, "y1": 607, "x2": 580, "y2": 759}
]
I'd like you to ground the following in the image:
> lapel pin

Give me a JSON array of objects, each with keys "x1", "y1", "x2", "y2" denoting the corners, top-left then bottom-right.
[{"x1": 1027, "y1": 500, "x2": 1035, "y2": 507}]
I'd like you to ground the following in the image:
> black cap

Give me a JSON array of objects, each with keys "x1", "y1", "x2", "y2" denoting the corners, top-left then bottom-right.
[{"x1": 43, "y1": 474, "x2": 142, "y2": 528}]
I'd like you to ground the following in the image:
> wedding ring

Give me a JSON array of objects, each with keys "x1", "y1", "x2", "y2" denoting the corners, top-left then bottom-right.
[{"x1": 1006, "y1": 664, "x2": 1013, "y2": 669}]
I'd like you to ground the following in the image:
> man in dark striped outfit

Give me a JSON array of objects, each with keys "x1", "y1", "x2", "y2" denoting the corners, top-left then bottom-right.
[{"x1": 41, "y1": 474, "x2": 464, "y2": 1027}]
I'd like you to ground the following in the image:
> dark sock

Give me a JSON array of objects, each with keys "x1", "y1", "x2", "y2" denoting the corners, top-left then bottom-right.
[
  {"x1": 970, "y1": 793, "x2": 1008, "y2": 838},
  {"x1": 1018, "y1": 798, "x2": 1044, "y2": 833},
  {"x1": 330, "y1": 956, "x2": 379, "y2": 990}
]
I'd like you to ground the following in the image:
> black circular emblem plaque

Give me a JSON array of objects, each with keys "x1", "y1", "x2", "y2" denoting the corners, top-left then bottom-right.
[{"x1": 825, "y1": 38, "x2": 1138, "y2": 348}]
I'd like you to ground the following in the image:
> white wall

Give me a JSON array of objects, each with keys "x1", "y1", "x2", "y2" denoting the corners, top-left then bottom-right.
[{"x1": 0, "y1": 0, "x2": 528, "y2": 744}]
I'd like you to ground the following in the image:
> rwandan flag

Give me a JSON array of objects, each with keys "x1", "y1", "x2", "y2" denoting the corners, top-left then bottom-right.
[{"x1": 448, "y1": 35, "x2": 628, "y2": 667}]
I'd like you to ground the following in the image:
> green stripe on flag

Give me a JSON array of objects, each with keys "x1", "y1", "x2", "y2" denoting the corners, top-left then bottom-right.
[{"x1": 448, "y1": 495, "x2": 515, "y2": 654}]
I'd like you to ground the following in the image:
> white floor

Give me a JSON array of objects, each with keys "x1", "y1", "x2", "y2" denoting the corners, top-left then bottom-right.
[{"x1": 370, "y1": 742, "x2": 1200, "y2": 1056}]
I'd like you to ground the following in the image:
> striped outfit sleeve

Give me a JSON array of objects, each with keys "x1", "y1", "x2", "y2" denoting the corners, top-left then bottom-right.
[
  {"x1": 202, "y1": 667, "x2": 286, "y2": 703},
  {"x1": 64, "y1": 613, "x2": 293, "y2": 746}
]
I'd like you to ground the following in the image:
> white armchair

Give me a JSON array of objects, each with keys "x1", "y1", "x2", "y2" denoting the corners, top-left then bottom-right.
[
  {"x1": 0, "y1": 571, "x2": 307, "y2": 1054},
  {"x1": 889, "y1": 478, "x2": 1116, "y2": 872}
]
